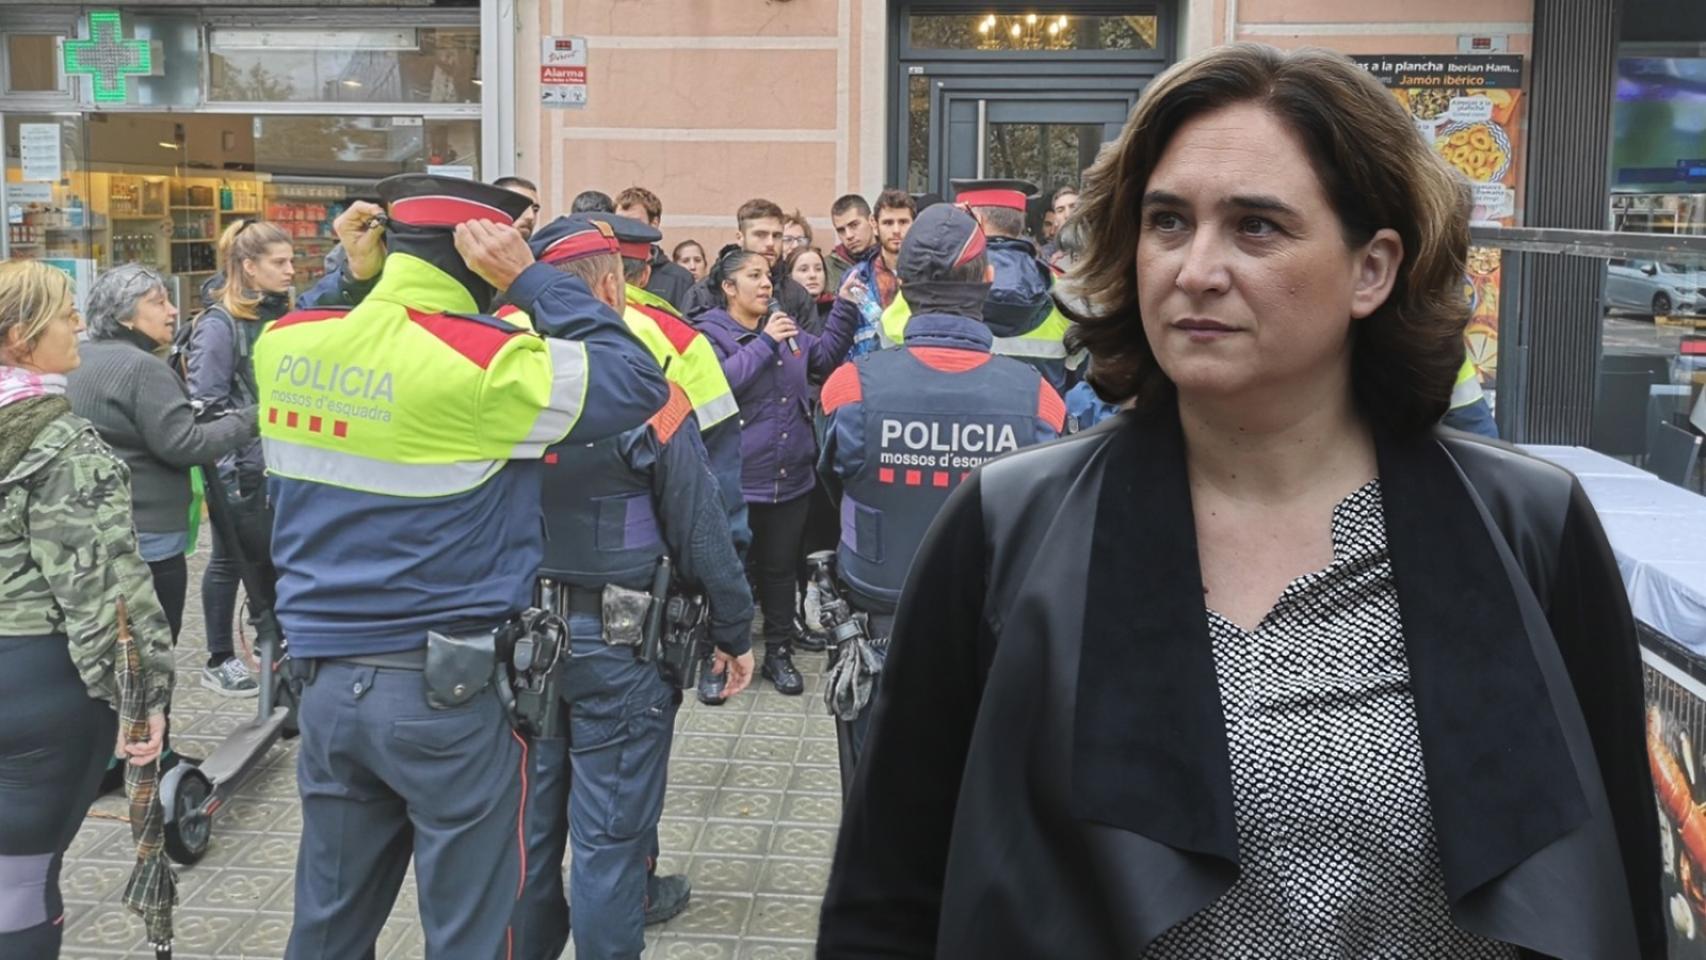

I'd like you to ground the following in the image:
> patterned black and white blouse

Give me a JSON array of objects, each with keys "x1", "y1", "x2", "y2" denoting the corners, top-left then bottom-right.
[{"x1": 1146, "y1": 481, "x2": 1519, "y2": 958}]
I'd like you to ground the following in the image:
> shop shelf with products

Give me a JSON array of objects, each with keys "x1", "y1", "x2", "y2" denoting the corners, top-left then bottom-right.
[{"x1": 218, "y1": 179, "x2": 264, "y2": 216}]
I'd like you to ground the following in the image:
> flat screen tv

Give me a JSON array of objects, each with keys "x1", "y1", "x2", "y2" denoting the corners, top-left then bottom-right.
[{"x1": 1613, "y1": 57, "x2": 1706, "y2": 193}]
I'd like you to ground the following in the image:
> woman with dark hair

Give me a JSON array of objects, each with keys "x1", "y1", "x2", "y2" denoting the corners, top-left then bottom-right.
[
  {"x1": 820, "y1": 43, "x2": 1660, "y2": 959},
  {"x1": 673, "y1": 240, "x2": 709, "y2": 283},
  {"x1": 695, "y1": 249, "x2": 859, "y2": 695},
  {"x1": 186, "y1": 218, "x2": 293, "y2": 697}
]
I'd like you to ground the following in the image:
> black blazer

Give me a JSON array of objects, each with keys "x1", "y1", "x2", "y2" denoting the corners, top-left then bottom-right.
[{"x1": 818, "y1": 405, "x2": 1662, "y2": 959}]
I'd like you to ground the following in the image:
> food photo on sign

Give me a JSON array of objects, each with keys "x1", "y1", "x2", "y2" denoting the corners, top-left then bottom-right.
[
  {"x1": 1351, "y1": 55, "x2": 1526, "y2": 395},
  {"x1": 1648, "y1": 695, "x2": 1706, "y2": 956}
]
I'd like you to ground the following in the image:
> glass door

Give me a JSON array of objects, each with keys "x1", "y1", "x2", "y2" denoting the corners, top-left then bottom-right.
[{"x1": 932, "y1": 92, "x2": 1133, "y2": 229}]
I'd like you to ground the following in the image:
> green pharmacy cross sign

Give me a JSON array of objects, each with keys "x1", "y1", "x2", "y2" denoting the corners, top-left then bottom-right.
[{"x1": 62, "y1": 11, "x2": 153, "y2": 104}]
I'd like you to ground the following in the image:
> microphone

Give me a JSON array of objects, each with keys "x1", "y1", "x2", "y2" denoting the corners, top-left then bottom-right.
[{"x1": 767, "y1": 297, "x2": 800, "y2": 356}]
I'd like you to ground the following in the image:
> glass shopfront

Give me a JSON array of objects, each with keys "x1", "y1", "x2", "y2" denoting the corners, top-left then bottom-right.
[{"x1": 1, "y1": 6, "x2": 487, "y2": 305}]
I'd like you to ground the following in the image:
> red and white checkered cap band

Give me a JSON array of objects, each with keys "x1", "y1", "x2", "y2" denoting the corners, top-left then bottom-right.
[
  {"x1": 541, "y1": 228, "x2": 621, "y2": 264},
  {"x1": 957, "y1": 188, "x2": 1028, "y2": 211},
  {"x1": 389, "y1": 195, "x2": 517, "y2": 228}
]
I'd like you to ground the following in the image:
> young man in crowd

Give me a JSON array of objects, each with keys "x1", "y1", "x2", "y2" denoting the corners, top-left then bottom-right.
[
  {"x1": 842, "y1": 189, "x2": 915, "y2": 359},
  {"x1": 572, "y1": 189, "x2": 615, "y2": 213},
  {"x1": 827, "y1": 194, "x2": 878, "y2": 291},
  {"x1": 680, "y1": 198, "x2": 815, "y2": 322},
  {"x1": 783, "y1": 211, "x2": 814, "y2": 259},
  {"x1": 614, "y1": 185, "x2": 695, "y2": 311},
  {"x1": 495, "y1": 176, "x2": 543, "y2": 240}
]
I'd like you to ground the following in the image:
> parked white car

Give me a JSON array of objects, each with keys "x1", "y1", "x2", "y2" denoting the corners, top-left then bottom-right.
[{"x1": 1605, "y1": 259, "x2": 1702, "y2": 318}]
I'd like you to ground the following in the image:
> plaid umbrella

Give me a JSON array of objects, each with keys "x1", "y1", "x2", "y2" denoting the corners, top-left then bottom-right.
[{"x1": 116, "y1": 598, "x2": 177, "y2": 960}]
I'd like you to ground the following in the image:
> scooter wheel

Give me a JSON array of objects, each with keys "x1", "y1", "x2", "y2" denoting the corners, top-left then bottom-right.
[{"x1": 163, "y1": 767, "x2": 213, "y2": 865}]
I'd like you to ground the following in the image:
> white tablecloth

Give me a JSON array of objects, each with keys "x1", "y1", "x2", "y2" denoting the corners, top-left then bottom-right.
[{"x1": 1526, "y1": 445, "x2": 1706, "y2": 652}]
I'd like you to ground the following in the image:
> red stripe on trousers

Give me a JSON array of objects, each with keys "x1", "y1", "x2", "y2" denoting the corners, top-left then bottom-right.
[{"x1": 507, "y1": 729, "x2": 529, "y2": 960}]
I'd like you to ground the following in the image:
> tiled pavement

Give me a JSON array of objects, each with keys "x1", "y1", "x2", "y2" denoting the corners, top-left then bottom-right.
[{"x1": 61, "y1": 577, "x2": 839, "y2": 959}]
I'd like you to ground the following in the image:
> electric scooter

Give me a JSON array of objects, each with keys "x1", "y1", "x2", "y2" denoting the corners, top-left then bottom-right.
[{"x1": 158, "y1": 462, "x2": 295, "y2": 865}]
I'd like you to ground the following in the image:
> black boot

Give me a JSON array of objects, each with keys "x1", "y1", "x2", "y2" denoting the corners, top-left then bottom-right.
[
  {"x1": 793, "y1": 614, "x2": 829, "y2": 653},
  {"x1": 761, "y1": 647, "x2": 804, "y2": 696},
  {"x1": 644, "y1": 873, "x2": 693, "y2": 925}
]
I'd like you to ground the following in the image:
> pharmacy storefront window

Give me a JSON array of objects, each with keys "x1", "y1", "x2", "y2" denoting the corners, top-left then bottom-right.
[{"x1": 2, "y1": 9, "x2": 487, "y2": 305}]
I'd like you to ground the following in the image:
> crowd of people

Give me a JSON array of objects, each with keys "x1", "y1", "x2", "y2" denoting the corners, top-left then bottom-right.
[{"x1": 0, "y1": 40, "x2": 1665, "y2": 960}]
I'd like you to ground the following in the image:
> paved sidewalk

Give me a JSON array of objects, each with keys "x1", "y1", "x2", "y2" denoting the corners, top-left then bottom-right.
[{"x1": 61, "y1": 583, "x2": 838, "y2": 959}]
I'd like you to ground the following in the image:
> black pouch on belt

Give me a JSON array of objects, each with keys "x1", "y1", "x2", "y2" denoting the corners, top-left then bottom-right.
[
  {"x1": 424, "y1": 627, "x2": 497, "y2": 709},
  {"x1": 600, "y1": 584, "x2": 652, "y2": 650}
]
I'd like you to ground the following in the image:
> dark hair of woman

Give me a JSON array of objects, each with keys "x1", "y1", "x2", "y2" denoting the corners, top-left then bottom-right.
[
  {"x1": 1062, "y1": 43, "x2": 1470, "y2": 435},
  {"x1": 711, "y1": 248, "x2": 767, "y2": 309}
]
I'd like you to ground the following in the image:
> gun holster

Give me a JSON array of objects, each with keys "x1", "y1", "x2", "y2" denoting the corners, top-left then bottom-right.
[
  {"x1": 424, "y1": 627, "x2": 498, "y2": 710},
  {"x1": 508, "y1": 608, "x2": 568, "y2": 739},
  {"x1": 658, "y1": 594, "x2": 709, "y2": 690},
  {"x1": 284, "y1": 656, "x2": 318, "y2": 698}
]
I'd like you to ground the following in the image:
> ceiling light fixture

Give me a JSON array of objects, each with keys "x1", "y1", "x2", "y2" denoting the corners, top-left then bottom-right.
[
  {"x1": 157, "y1": 141, "x2": 177, "y2": 149},
  {"x1": 341, "y1": 79, "x2": 362, "y2": 88},
  {"x1": 1009, "y1": 23, "x2": 1021, "y2": 37}
]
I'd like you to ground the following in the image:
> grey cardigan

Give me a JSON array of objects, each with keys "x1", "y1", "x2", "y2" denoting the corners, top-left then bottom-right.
[{"x1": 66, "y1": 332, "x2": 256, "y2": 536}]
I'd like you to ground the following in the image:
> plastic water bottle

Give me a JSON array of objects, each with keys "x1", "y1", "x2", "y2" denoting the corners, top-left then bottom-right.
[{"x1": 847, "y1": 279, "x2": 882, "y2": 356}]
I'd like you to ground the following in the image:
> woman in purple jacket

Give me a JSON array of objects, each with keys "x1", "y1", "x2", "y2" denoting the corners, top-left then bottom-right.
[{"x1": 697, "y1": 249, "x2": 859, "y2": 694}]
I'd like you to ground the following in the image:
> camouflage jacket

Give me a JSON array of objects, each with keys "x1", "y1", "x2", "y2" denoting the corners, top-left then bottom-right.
[{"x1": 0, "y1": 406, "x2": 176, "y2": 713}]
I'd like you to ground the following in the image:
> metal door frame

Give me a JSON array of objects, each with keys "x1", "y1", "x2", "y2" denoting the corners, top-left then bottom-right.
[
  {"x1": 890, "y1": 0, "x2": 1175, "y2": 191},
  {"x1": 931, "y1": 82, "x2": 1139, "y2": 183}
]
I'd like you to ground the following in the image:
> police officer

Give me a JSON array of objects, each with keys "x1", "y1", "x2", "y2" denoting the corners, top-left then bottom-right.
[
  {"x1": 1442, "y1": 353, "x2": 1498, "y2": 437},
  {"x1": 533, "y1": 215, "x2": 752, "y2": 705},
  {"x1": 255, "y1": 174, "x2": 669, "y2": 959},
  {"x1": 510, "y1": 219, "x2": 757, "y2": 960},
  {"x1": 817, "y1": 203, "x2": 1065, "y2": 773},
  {"x1": 879, "y1": 179, "x2": 1081, "y2": 393},
  {"x1": 528, "y1": 215, "x2": 746, "y2": 929}
]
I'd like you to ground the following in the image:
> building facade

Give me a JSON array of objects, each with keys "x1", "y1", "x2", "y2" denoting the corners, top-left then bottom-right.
[
  {"x1": 511, "y1": 0, "x2": 1541, "y2": 251},
  {"x1": 3, "y1": 1, "x2": 1700, "y2": 326}
]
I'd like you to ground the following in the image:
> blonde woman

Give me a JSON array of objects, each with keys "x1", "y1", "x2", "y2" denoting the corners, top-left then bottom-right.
[
  {"x1": 0, "y1": 261, "x2": 175, "y2": 957},
  {"x1": 185, "y1": 218, "x2": 293, "y2": 696}
]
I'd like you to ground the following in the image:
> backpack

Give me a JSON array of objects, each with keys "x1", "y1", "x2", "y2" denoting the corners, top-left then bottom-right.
[{"x1": 165, "y1": 307, "x2": 207, "y2": 384}]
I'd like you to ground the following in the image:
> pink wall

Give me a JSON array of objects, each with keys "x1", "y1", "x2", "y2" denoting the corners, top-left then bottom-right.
[{"x1": 521, "y1": 0, "x2": 881, "y2": 254}]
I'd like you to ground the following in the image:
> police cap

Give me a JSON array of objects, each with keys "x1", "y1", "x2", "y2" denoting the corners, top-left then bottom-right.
[
  {"x1": 897, "y1": 203, "x2": 988, "y2": 285},
  {"x1": 377, "y1": 173, "x2": 533, "y2": 230},
  {"x1": 582, "y1": 213, "x2": 662, "y2": 261},
  {"x1": 949, "y1": 178, "x2": 1039, "y2": 212},
  {"x1": 529, "y1": 215, "x2": 620, "y2": 266}
]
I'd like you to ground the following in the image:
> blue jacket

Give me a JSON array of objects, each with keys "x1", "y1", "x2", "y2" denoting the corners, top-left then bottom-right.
[
  {"x1": 1065, "y1": 382, "x2": 1122, "y2": 433},
  {"x1": 696, "y1": 297, "x2": 859, "y2": 504},
  {"x1": 185, "y1": 291, "x2": 285, "y2": 483}
]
